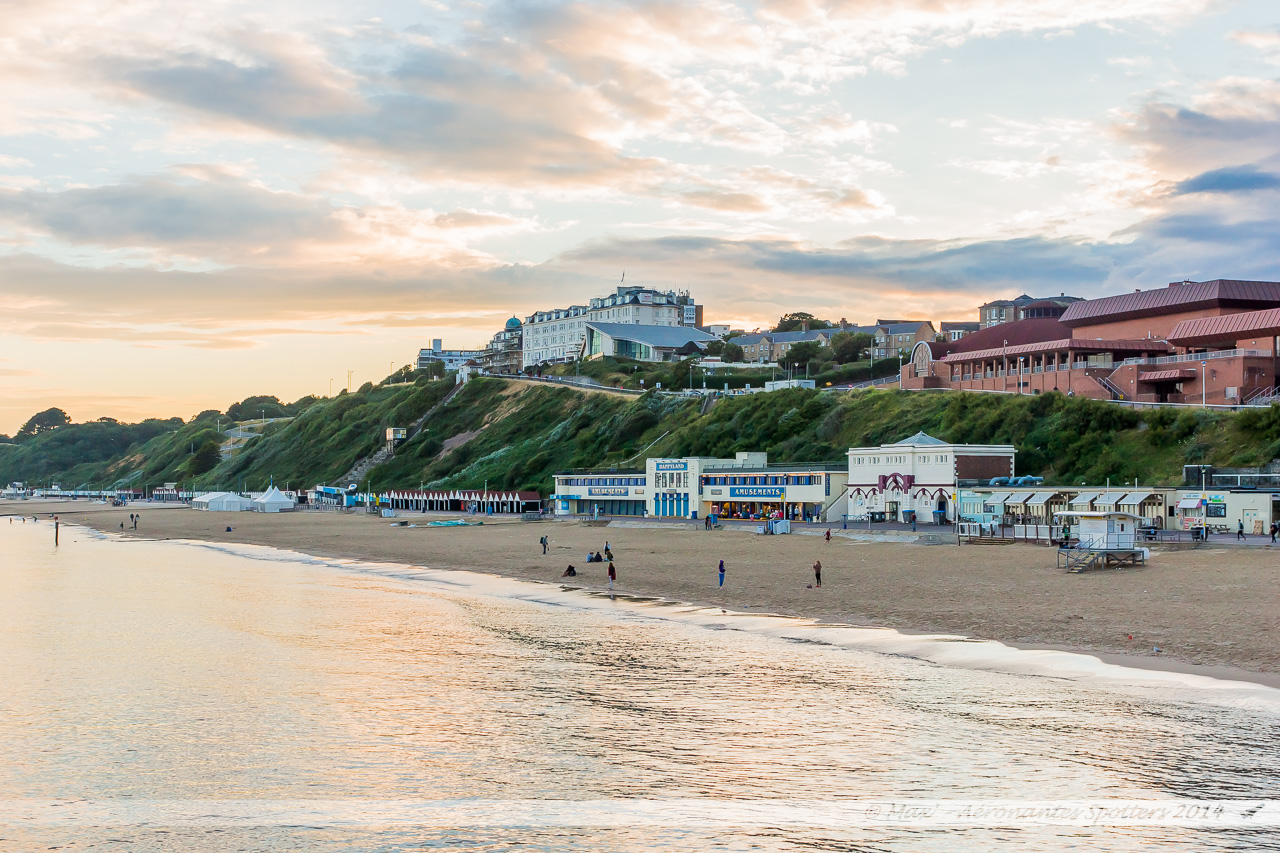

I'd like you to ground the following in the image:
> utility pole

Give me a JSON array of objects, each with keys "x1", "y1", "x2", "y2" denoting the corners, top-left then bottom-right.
[
  {"x1": 347, "y1": 370, "x2": 353, "y2": 392},
  {"x1": 329, "y1": 378, "x2": 334, "y2": 397}
]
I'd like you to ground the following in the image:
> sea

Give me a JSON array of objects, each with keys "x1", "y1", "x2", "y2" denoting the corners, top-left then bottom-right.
[{"x1": 1, "y1": 520, "x2": 1278, "y2": 852}]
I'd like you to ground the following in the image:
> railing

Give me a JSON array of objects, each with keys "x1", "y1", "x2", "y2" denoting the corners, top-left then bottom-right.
[{"x1": 1117, "y1": 349, "x2": 1272, "y2": 367}]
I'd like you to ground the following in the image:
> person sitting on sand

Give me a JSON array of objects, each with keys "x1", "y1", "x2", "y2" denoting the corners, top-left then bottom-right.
[
  {"x1": 561, "y1": 565, "x2": 577, "y2": 577},
  {"x1": 594, "y1": 551, "x2": 603, "y2": 563},
  {"x1": 604, "y1": 545, "x2": 613, "y2": 560}
]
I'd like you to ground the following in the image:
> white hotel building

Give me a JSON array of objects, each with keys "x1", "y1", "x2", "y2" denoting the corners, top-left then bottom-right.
[{"x1": 522, "y1": 286, "x2": 703, "y2": 369}]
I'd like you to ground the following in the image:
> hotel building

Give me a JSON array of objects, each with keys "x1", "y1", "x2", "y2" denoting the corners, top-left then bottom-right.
[{"x1": 522, "y1": 286, "x2": 703, "y2": 369}]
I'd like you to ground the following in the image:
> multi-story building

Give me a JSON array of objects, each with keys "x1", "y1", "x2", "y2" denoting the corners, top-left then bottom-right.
[
  {"x1": 940, "y1": 322, "x2": 979, "y2": 341},
  {"x1": 416, "y1": 339, "x2": 485, "y2": 371},
  {"x1": 522, "y1": 286, "x2": 703, "y2": 368},
  {"x1": 872, "y1": 321, "x2": 935, "y2": 359},
  {"x1": 906, "y1": 279, "x2": 1280, "y2": 406},
  {"x1": 978, "y1": 294, "x2": 1082, "y2": 328},
  {"x1": 480, "y1": 317, "x2": 523, "y2": 375},
  {"x1": 732, "y1": 328, "x2": 841, "y2": 363}
]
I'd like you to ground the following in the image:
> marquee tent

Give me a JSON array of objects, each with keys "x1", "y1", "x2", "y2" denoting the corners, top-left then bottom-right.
[
  {"x1": 192, "y1": 492, "x2": 251, "y2": 512},
  {"x1": 253, "y1": 486, "x2": 296, "y2": 513}
]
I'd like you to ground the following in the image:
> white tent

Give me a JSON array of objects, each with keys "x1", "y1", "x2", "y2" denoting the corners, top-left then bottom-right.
[
  {"x1": 192, "y1": 492, "x2": 251, "y2": 512},
  {"x1": 253, "y1": 486, "x2": 295, "y2": 513}
]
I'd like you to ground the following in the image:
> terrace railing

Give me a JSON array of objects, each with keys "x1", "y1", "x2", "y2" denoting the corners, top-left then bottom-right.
[{"x1": 1117, "y1": 349, "x2": 1272, "y2": 367}]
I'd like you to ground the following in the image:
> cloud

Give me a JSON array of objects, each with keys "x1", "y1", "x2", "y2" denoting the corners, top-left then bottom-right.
[
  {"x1": 1173, "y1": 165, "x2": 1280, "y2": 195},
  {"x1": 0, "y1": 173, "x2": 542, "y2": 265},
  {"x1": 679, "y1": 189, "x2": 771, "y2": 213},
  {"x1": 0, "y1": 175, "x2": 342, "y2": 258}
]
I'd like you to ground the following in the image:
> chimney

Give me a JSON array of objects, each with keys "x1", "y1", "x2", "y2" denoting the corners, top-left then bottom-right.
[{"x1": 802, "y1": 319, "x2": 809, "y2": 332}]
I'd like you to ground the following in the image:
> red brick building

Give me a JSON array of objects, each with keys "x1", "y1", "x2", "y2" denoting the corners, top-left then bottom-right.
[{"x1": 904, "y1": 279, "x2": 1280, "y2": 405}]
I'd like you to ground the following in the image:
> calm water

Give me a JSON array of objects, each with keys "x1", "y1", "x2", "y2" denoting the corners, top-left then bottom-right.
[{"x1": 1, "y1": 521, "x2": 1277, "y2": 851}]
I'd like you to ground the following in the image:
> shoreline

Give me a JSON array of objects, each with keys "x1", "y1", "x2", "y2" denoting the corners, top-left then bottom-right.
[{"x1": 10, "y1": 500, "x2": 1280, "y2": 688}]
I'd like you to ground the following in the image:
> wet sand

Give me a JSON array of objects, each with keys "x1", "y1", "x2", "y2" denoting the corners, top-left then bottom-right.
[{"x1": 9, "y1": 500, "x2": 1280, "y2": 682}]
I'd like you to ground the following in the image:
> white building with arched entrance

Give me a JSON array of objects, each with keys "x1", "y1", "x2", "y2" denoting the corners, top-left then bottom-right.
[{"x1": 847, "y1": 432, "x2": 1016, "y2": 524}]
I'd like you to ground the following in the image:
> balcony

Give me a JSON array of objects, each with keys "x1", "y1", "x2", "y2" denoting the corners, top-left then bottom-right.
[{"x1": 1117, "y1": 349, "x2": 1272, "y2": 368}]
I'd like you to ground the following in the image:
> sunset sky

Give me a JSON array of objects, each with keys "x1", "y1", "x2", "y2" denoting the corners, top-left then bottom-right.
[{"x1": 2, "y1": 0, "x2": 1279, "y2": 433}]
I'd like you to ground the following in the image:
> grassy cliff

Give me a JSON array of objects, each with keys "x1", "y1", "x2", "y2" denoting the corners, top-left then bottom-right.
[{"x1": 7, "y1": 376, "x2": 1280, "y2": 495}]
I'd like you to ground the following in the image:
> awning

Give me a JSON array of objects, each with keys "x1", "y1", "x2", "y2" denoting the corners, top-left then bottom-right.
[
  {"x1": 1005, "y1": 492, "x2": 1035, "y2": 505},
  {"x1": 1025, "y1": 491, "x2": 1061, "y2": 506},
  {"x1": 1094, "y1": 493, "x2": 1125, "y2": 508},
  {"x1": 1069, "y1": 492, "x2": 1100, "y2": 508},
  {"x1": 1138, "y1": 369, "x2": 1197, "y2": 382},
  {"x1": 1119, "y1": 491, "x2": 1156, "y2": 507},
  {"x1": 1177, "y1": 497, "x2": 1203, "y2": 510},
  {"x1": 984, "y1": 492, "x2": 1013, "y2": 505}
]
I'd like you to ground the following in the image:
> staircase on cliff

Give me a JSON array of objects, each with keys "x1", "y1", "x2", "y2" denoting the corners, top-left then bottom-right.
[{"x1": 335, "y1": 383, "x2": 463, "y2": 487}]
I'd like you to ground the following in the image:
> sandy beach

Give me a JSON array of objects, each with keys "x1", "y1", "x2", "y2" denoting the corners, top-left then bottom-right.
[{"x1": 8, "y1": 499, "x2": 1279, "y2": 685}]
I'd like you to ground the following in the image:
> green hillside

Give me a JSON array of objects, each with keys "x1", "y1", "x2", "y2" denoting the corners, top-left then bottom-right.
[{"x1": 8, "y1": 370, "x2": 1280, "y2": 496}]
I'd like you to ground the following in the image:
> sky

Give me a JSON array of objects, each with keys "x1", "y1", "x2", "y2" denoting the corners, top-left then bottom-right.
[{"x1": 2, "y1": 0, "x2": 1280, "y2": 433}]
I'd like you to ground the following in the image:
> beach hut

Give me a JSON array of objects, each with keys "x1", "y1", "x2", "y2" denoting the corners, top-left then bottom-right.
[
  {"x1": 253, "y1": 486, "x2": 295, "y2": 513},
  {"x1": 192, "y1": 492, "x2": 251, "y2": 512}
]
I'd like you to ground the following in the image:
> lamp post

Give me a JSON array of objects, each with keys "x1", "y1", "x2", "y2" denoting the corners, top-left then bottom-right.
[
  {"x1": 1202, "y1": 360, "x2": 1207, "y2": 407},
  {"x1": 329, "y1": 378, "x2": 333, "y2": 397}
]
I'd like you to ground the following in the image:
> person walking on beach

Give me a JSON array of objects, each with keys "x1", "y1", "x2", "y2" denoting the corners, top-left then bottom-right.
[
  {"x1": 539, "y1": 534, "x2": 548, "y2": 555},
  {"x1": 1237, "y1": 520, "x2": 1245, "y2": 540},
  {"x1": 824, "y1": 528, "x2": 831, "y2": 543},
  {"x1": 718, "y1": 559, "x2": 725, "y2": 588},
  {"x1": 1271, "y1": 522, "x2": 1277, "y2": 544},
  {"x1": 607, "y1": 561, "x2": 616, "y2": 590},
  {"x1": 812, "y1": 560, "x2": 822, "y2": 588},
  {"x1": 604, "y1": 540, "x2": 613, "y2": 560}
]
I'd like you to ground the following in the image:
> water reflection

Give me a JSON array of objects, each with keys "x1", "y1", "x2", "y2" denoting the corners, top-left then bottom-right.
[{"x1": 0, "y1": 526, "x2": 1276, "y2": 851}]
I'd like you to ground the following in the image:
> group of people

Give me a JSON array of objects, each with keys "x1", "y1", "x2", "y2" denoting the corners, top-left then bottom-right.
[
  {"x1": 543, "y1": 535, "x2": 617, "y2": 589},
  {"x1": 542, "y1": 534, "x2": 829, "y2": 593}
]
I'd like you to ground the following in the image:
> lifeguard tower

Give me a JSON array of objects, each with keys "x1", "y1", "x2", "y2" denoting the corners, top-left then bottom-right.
[{"x1": 1055, "y1": 510, "x2": 1148, "y2": 572}]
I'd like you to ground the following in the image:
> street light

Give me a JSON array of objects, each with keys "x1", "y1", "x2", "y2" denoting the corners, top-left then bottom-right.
[{"x1": 1202, "y1": 360, "x2": 1208, "y2": 407}]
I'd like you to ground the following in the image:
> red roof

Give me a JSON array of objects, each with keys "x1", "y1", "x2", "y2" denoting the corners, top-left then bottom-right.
[
  {"x1": 1060, "y1": 280, "x2": 1280, "y2": 328},
  {"x1": 1168, "y1": 307, "x2": 1280, "y2": 347},
  {"x1": 945, "y1": 318, "x2": 1066, "y2": 353},
  {"x1": 1138, "y1": 369, "x2": 1197, "y2": 382}
]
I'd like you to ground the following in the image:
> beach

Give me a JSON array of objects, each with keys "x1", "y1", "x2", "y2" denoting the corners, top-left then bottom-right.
[{"x1": 9, "y1": 499, "x2": 1280, "y2": 683}]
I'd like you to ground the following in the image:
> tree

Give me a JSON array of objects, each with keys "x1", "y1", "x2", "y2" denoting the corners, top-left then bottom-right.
[
  {"x1": 722, "y1": 343, "x2": 745, "y2": 363},
  {"x1": 773, "y1": 312, "x2": 833, "y2": 333},
  {"x1": 781, "y1": 340, "x2": 823, "y2": 369},
  {"x1": 830, "y1": 331, "x2": 873, "y2": 364},
  {"x1": 703, "y1": 339, "x2": 726, "y2": 357},
  {"x1": 226, "y1": 396, "x2": 289, "y2": 421},
  {"x1": 17, "y1": 407, "x2": 70, "y2": 440},
  {"x1": 419, "y1": 360, "x2": 446, "y2": 380},
  {"x1": 186, "y1": 440, "x2": 221, "y2": 476}
]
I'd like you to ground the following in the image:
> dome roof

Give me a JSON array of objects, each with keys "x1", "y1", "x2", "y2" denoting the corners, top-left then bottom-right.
[{"x1": 505, "y1": 316, "x2": 522, "y2": 329}]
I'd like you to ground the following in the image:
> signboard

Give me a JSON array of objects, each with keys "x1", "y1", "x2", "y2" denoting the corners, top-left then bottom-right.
[
  {"x1": 654, "y1": 461, "x2": 688, "y2": 471},
  {"x1": 588, "y1": 487, "x2": 629, "y2": 496},
  {"x1": 729, "y1": 486, "x2": 785, "y2": 499}
]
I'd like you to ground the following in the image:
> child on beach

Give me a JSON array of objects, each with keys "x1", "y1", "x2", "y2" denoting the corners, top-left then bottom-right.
[
  {"x1": 812, "y1": 560, "x2": 822, "y2": 588},
  {"x1": 607, "y1": 561, "x2": 616, "y2": 590}
]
